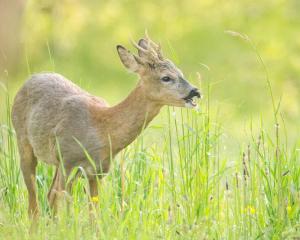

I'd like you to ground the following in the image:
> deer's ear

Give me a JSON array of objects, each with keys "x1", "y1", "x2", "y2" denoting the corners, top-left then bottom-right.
[
  {"x1": 116, "y1": 45, "x2": 140, "y2": 72},
  {"x1": 137, "y1": 39, "x2": 148, "y2": 57}
]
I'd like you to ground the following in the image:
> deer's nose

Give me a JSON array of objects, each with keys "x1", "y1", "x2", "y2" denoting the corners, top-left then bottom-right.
[
  {"x1": 189, "y1": 88, "x2": 201, "y2": 99},
  {"x1": 183, "y1": 88, "x2": 201, "y2": 101}
]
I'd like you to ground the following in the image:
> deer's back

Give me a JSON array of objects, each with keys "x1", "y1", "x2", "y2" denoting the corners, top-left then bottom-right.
[{"x1": 12, "y1": 73, "x2": 108, "y2": 169}]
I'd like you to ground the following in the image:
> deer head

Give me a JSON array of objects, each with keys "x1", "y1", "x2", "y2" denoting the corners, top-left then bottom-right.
[{"x1": 116, "y1": 34, "x2": 201, "y2": 108}]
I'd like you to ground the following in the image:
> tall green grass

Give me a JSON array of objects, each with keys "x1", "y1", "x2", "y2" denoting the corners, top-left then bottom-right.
[{"x1": 0, "y1": 80, "x2": 299, "y2": 239}]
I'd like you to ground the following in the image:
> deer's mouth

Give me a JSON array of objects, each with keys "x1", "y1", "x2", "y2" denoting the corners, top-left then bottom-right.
[
  {"x1": 183, "y1": 89, "x2": 201, "y2": 108},
  {"x1": 183, "y1": 97, "x2": 198, "y2": 108}
]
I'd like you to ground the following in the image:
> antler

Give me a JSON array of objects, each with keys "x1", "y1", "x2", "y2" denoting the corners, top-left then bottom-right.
[
  {"x1": 130, "y1": 31, "x2": 164, "y2": 64},
  {"x1": 145, "y1": 30, "x2": 163, "y2": 60}
]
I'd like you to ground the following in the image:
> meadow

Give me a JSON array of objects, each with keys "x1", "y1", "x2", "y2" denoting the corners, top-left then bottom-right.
[{"x1": 0, "y1": 1, "x2": 299, "y2": 239}]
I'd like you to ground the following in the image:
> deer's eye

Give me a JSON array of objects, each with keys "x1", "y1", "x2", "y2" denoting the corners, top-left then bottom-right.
[{"x1": 161, "y1": 76, "x2": 172, "y2": 82}]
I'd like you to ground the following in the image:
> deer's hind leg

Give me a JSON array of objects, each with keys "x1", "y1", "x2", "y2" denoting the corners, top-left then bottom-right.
[
  {"x1": 47, "y1": 167, "x2": 73, "y2": 214},
  {"x1": 47, "y1": 167, "x2": 59, "y2": 210},
  {"x1": 18, "y1": 139, "x2": 39, "y2": 218},
  {"x1": 47, "y1": 167, "x2": 65, "y2": 213}
]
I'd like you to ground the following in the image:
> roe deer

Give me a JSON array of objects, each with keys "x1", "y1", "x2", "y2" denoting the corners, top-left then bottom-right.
[{"x1": 12, "y1": 34, "x2": 201, "y2": 217}]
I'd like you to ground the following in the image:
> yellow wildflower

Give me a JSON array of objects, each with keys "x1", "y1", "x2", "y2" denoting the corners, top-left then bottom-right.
[
  {"x1": 245, "y1": 205, "x2": 256, "y2": 215},
  {"x1": 286, "y1": 205, "x2": 292, "y2": 214},
  {"x1": 91, "y1": 196, "x2": 99, "y2": 203},
  {"x1": 249, "y1": 206, "x2": 256, "y2": 215}
]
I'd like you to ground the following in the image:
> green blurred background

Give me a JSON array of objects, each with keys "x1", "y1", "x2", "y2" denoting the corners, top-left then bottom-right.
[{"x1": 1, "y1": 0, "x2": 299, "y2": 145}]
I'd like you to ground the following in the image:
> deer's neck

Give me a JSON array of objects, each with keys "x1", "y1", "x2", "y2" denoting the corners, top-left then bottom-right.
[{"x1": 97, "y1": 82, "x2": 162, "y2": 154}]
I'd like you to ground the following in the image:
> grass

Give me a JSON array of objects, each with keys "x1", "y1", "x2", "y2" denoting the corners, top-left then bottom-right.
[
  {"x1": 0, "y1": 38, "x2": 299, "y2": 239},
  {"x1": 0, "y1": 86, "x2": 299, "y2": 239}
]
